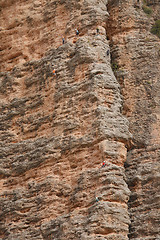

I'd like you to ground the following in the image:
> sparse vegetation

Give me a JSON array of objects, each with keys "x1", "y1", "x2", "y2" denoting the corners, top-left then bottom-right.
[
  {"x1": 142, "y1": 5, "x2": 152, "y2": 15},
  {"x1": 144, "y1": 37, "x2": 150, "y2": 42},
  {"x1": 146, "y1": 80, "x2": 152, "y2": 85},
  {"x1": 151, "y1": 20, "x2": 160, "y2": 38},
  {"x1": 111, "y1": 62, "x2": 119, "y2": 72}
]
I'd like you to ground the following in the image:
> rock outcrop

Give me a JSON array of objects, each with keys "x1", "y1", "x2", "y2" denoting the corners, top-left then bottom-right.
[
  {"x1": 107, "y1": 0, "x2": 160, "y2": 239},
  {"x1": 0, "y1": 1, "x2": 131, "y2": 239},
  {"x1": 0, "y1": 0, "x2": 159, "y2": 240}
]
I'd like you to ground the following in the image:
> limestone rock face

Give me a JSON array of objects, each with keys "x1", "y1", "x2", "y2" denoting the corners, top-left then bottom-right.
[
  {"x1": 0, "y1": 0, "x2": 159, "y2": 240},
  {"x1": 107, "y1": 0, "x2": 160, "y2": 239},
  {"x1": 0, "y1": 1, "x2": 131, "y2": 240}
]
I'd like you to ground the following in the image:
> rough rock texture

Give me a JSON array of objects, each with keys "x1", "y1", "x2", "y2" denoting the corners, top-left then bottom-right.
[
  {"x1": 106, "y1": 0, "x2": 160, "y2": 239},
  {"x1": 0, "y1": 1, "x2": 131, "y2": 240},
  {"x1": 0, "y1": 0, "x2": 160, "y2": 240}
]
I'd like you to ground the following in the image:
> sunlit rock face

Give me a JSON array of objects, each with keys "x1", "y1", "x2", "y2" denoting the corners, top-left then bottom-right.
[
  {"x1": 0, "y1": 0, "x2": 159, "y2": 239},
  {"x1": 107, "y1": 0, "x2": 160, "y2": 239}
]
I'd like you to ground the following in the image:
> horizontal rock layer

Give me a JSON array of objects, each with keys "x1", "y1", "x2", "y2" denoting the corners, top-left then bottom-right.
[
  {"x1": 1, "y1": 0, "x2": 160, "y2": 239},
  {"x1": 0, "y1": 0, "x2": 132, "y2": 239},
  {"x1": 107, "y1": 0, "x2": 160, "y2": 239}
]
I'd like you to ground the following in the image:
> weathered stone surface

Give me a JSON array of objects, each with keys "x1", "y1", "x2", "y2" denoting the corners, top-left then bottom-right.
[
  {"x1": 125, "y1": 146, "x2": 160, "y2": 240},
  {"x1": 0, "y1": 0, "x2": 132, "y2": 240},
  {"x1": 107, "y1": 0, "x2": 160, "y2": 239},
  {"x1": 0, "y1": 0, "x2": 159, "y2": 239}
]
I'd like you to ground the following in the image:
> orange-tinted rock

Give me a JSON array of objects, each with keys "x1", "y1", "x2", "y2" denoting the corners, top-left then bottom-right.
[
  {"x1": 107, "y1": 0, "x2": 160, "y2": 239},
  {"x1": 0, "y1": 1, "x2": 131, "y2": 239},
  {"x1": 0, "y1": 0, "x2": 159, "y2": 240}
]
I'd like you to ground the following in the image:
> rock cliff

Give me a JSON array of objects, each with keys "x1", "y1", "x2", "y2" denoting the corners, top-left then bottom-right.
[
  {"x1": 106, "y1": 1, "x2": 160, "y2": 239},
  {"x1": 0, "y1": 0, "x2": 159, "y2": 240}
]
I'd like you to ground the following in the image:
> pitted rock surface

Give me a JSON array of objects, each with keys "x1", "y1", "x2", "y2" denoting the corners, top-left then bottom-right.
[
  {"x1": 0, "y1": 1, "x2": 131, "y2": 240},
  {"x1": 107, "y1": 0, "x2": 160, "y2": 239},
  {"x1": 0, "y1": 0, "x2": 160, "y2": 240}
]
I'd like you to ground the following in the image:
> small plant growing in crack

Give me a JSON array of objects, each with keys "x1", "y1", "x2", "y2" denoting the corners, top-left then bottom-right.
[{"x1": 111, "y1": 61, "x2": 119, "y2": 73}]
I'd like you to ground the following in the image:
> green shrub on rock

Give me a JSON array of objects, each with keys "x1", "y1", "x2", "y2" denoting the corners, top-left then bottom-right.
[
  {"x1": 151, "y1": 20, "x2": 160, "y2": 38},
  {"x1": 142, "y1": 5, "x2": 152, "y2": 15}
]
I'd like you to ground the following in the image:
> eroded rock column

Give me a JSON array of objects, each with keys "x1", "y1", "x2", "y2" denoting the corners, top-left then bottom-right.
[
  {"x1": 0, "y1": 0, "x2": 131, "y2": 239},
  {"x1": 107, "y1": 0, "x2": 160, "y2": 239}
]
